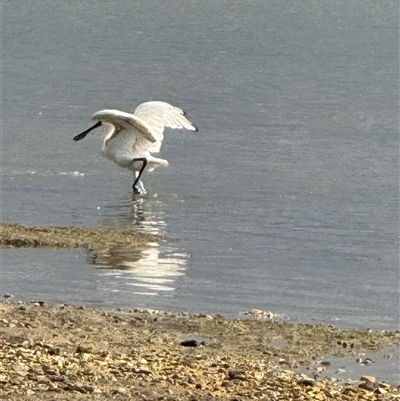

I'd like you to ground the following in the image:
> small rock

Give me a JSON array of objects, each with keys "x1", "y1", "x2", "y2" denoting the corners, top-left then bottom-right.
[
  {"x1": 360, "y1": 375, "x2": 376, "y2": 384},
  {"x1": 362, "y1": 357, "x2": 375, "y2": 365},
  {"x1": 375, "y1": 387, "x2": 388, "y2": 395},
  {"x1": 49, "y1": 375, "x2": 65, "y2": 382},
  {"x1": 0, "y1": 373, "x2": 8, "y2": 383},
  {"x1": 180, "y1": 340, "x2": 198, "y2": 347},
  {"x1": 46, "y1": 346, "x2": 60, "y2": 355},
  {"x1": 112, "y1": 387, "x2": 127, "y2": 395},
  {"x1": 359, "y1": 375, "x2": 376, "y2": 391},
  {"x1": 82, "y1": 385, "x2": 95, "y2": 393},
  {"x1": 76, "y1": 345, "x2": 92, "y2": 354},
  {"x1": 359, "y1": 381, "x2": 375, "y2": 391},
  {"x1": 320, "y1": 360, "x2": 331, "y2": 366},
  {"x1": 254, "y1": 372, "x2": 264, "y2": 380},
  {"x1": 41, "y1": 365, "x2": 58, "y2": 375},
  {"x1": 298, "y1": 377, "x2": 315, "y2": 386},
  {"x1": 228, "y1": 369, "x2": 247, "y2": 380},
  {"x1": 136, "y1": 368, "x2": 152, "y2": 375}
]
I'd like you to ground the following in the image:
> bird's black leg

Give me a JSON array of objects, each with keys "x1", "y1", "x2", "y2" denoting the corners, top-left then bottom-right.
[{"x1": 132, "y1": 158, "x2": 148, "y2": 194}]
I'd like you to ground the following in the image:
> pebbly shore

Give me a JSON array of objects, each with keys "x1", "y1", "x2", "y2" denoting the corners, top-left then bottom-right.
[{"x1": 0, "y1": 301, "x2": 399, "y2": 401}]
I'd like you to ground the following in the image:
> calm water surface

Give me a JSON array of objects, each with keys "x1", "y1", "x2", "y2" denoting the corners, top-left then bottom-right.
[{"x1": 1, "y1": 1, "x2": 399, "y2": 335}]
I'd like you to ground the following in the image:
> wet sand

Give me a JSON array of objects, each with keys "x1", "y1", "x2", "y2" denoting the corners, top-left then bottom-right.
[{"x1": 0, "y1": 301, "x2": 399, "y2": 400}]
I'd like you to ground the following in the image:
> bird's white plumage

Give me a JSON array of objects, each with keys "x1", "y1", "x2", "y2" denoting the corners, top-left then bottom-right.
[
  {"x1": 132, "y1": 101, "x2": 197, "y2": 153},
  {"x1": 79, "y1": 101, "x2": 197, "y2": 193},
  {"x1": 92, "y1": 109, "x2": 157, "y2": 143}
]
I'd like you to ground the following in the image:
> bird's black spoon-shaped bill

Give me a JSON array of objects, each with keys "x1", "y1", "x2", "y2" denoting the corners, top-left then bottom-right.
[{"x1": 73, "y1": 121, "x2": 102, "y2": 141}]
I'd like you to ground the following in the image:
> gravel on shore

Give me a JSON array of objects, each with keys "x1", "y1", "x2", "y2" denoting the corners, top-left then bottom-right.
[{"x1": 0, "y1": 301, "x2": 399, "y2": 400}]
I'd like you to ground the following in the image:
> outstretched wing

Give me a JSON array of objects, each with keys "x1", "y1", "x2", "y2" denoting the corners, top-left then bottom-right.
[
  {"x1": 92, "y1": 109, "x2": 157, "y2": 143},
  {"x1": 133, "y1": 101, "x2": 198, "y2": 153}
]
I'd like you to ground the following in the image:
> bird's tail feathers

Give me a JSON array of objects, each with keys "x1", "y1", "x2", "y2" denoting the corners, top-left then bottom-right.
[{"x1": 147, "y1": 156, "x2": 169, "y2": 171}]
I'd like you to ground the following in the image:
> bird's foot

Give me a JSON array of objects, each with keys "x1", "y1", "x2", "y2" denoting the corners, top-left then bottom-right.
[{"x1": 133, "y1": 185, "x2": 147, "y2": 196}]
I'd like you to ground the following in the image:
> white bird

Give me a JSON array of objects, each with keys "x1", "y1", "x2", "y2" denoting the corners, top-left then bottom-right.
[{"x1": 74, "y1": 101, "x2": 198, "y2": 195}]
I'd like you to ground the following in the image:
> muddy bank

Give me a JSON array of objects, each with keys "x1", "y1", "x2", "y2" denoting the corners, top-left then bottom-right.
[
  {"x1": 0, "y1": 223, "x2": 158, "y2": 250},
  {"x1": 0, "y1": 302, "x2": 399, "y2": 400}
]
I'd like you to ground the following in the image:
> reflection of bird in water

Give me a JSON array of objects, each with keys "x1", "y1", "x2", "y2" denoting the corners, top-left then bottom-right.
[
  {"x1": 91, "y1": 244, "x2": 187, "y2": 294},
  {"x1": 74, "y1": 101, "x2": 198, "y2": 195},
  {"x1": 100, "y1": 198, "x2": 164, "y2": 234},
  {"x1": 88, "y1": 198, "x2": 188, "y2": 295}
]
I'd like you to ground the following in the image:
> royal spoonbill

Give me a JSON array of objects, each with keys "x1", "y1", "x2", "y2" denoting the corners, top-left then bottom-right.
[{"x1": 73, "y1": 101, "x2": 197, "y2": 195}]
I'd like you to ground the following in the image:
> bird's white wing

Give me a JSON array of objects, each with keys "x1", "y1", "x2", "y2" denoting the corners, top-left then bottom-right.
[
  {"x1": 92, "y1": 109, "x2": 157, "y2": 143},
  {"x1": 133, "y1": 101, "x2": 197, "y2": 152}
]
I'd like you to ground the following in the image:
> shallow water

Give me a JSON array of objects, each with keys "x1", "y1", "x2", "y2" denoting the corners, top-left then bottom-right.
[
  {"x1": 299, "y1": 346, "x2": 400, "y2": 386},
  {"x1": 1, "y1": 1, "x2": 399, "y2": 333}
]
